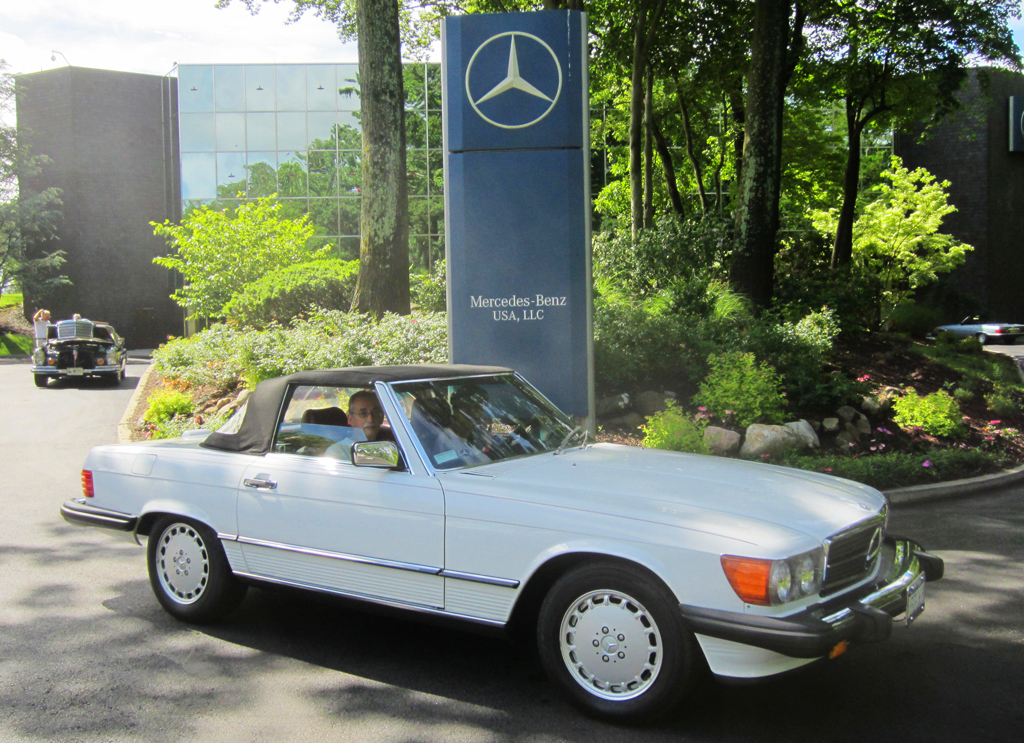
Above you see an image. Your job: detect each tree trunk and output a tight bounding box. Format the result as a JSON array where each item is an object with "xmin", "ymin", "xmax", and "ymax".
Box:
[
  {"xmin": 729, "ymin": 0, "xmax": 792, "ymax": 310},
  {"xmin": 629, "ymin": 0, "xmax": 668, "ymax": 238},
  {"xmin": 643, "ymin": 64, "xmax": 655, "ymax": 228},
  {"xmin": 651, "ymin": 115, "xmax": 685, "ymax": 217},
  {"xmin": 351, "ymin": 0, "xmax": 410, "ymax": 317},
  {"xmin": 676, "ymin": 87, "xmax": 708, "ymax": 214},
  {"xmin": 629, "ymin": 13, "xmax": 647, "ymax": 238},
  {"xmin": 830, "ymin": 102, "xmax": 863, "ymax": 271}
]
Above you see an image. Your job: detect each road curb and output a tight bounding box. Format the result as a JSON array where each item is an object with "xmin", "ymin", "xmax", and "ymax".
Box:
[
  {"xmin": 884, "ymin": 463, "xmax": 1024, "ymax": 506},
  {"xmin": 118, "ymin": 363, "xmax": 156, "ymax": 443}
]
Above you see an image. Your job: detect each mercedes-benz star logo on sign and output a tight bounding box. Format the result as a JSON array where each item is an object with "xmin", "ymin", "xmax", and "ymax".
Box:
[{"xmin": 465, "ymin": 32, "xmax": 562, "ymax": 129}]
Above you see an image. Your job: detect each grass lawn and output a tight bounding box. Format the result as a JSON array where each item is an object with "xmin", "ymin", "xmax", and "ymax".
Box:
[
  {"xmin": 0, "ymin": 333, "xmax": 32, "ymax": 355},
  {"xmin": 0, "ymin": 293, "xmax": 23, "ymax": 308}
]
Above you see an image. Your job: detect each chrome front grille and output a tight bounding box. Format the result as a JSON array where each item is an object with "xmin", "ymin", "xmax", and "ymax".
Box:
[{"xmin": 822, "ymin": 516, "xmax": 885, "ymax": 596}]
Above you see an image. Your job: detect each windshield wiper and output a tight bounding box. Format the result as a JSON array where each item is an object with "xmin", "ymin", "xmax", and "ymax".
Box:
[{"xmin": 554, "ymin": 426, "xmax": 588, "ymax": 455}]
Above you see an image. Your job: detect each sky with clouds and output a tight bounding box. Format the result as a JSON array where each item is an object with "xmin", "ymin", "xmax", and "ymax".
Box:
[
  {"xmin": 1, "ymin": 0, "xmax": 359, "ymax": 78},
  {"xmin": 2, "ymin": 1, "xmax": 1023, "ymax": 85}
]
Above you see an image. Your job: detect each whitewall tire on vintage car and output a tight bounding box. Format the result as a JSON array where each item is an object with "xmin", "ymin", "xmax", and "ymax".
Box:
[
  {"xmin": 537, "ymin": 562, "xmax": 697, "ymax": 722},
  {"xmin": 147, "ymin": 516, "xmax": 247, "ymax": 622}
]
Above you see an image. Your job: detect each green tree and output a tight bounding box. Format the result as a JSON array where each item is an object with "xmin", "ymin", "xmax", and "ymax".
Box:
[
  {"xmin": 803, "ymin": 0, "xmax": 1021, "ymax": 271},
  {"xmin": 222, "ymin": 0, "xmax": 411, "ymax": 316},
  {"xmin": 810, "ymin": 157, "xmax": 971, "ymax": 326},
  {"xmin": 152, "ymin": 195, "xmax": 329, "ymax": 319},
  {"xmin": 0, "ymin": 60, "xmax": 67, "ymax": 299}
]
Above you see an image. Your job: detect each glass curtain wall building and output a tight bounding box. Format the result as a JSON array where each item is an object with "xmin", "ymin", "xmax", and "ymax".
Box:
[{"xmin": 177, "ymin": 63, "xmax": 444, "ymax": 268}]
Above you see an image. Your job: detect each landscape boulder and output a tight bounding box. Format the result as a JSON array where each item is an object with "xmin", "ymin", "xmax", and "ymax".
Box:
[
  {"xmin": 740, "ymin": 424, "xmax": 805, "ymax": 459},
  {"xmin": 596, "ymin": 393, "xmax": 630, "ymax": 418},
  {"xmin": 704, "ymin": 426, "xmax": 741, "ymax": 455},
  {"xmin": 635, "ymin": 391, "xmax": 670, "ymax": 418},
  {"xmin": 785, "ymin": 420, "xmax": 820, "ymax": 449}
]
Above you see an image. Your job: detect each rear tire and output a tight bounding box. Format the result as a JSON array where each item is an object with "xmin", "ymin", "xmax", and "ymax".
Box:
[
  {"xmin": 147, "ymin": 516, "xmax": 247, "ymax": 623},
  {"xmin": 537, "ymin": 562, "xmax": 696, "ymax": 723},
  {"xmin": 976, "ymin": 333, "xmax": 988, "ymax": 345}
]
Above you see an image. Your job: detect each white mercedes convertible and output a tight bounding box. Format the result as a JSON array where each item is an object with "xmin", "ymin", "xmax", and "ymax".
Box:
[{"xmin": 62, "ymin": 365, "xmax": 943, "ymax": 722}]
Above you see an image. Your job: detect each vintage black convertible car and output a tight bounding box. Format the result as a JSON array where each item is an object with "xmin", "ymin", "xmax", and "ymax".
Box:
[{"xmin": 31, "ymin": 318, "xmax": 127, "ymax": 387}]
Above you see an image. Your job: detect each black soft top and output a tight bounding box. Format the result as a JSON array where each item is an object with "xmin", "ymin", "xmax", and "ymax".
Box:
[{"xmin": 200, "ymin": 364, "xmax": 512, "ymax": 454}]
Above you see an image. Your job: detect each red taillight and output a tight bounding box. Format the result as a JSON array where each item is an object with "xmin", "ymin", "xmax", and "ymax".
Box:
[{"xmin": 81, "ymin": 470, "xmax": 94, "ymax": 498}]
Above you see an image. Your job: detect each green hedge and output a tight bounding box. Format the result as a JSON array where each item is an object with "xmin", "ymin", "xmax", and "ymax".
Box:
[
  {"xmin": 223, "ymin": 259, "xmax": 360, "ymax": 328},
  {"xmin": 153, "ymin": 309, "xmax": 448, "ymax": 390}
]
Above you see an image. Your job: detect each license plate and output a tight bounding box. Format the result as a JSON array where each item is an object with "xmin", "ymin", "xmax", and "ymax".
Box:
[
  {"xmin": 67, "ymin": 367, "xmax": 85, "ymax": 376},
  {"xmin": 905, "ymin": 574, "xmax": 926, "ymax": 626}
]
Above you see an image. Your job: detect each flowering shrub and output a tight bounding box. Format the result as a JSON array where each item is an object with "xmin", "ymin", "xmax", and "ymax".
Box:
[
  {"xmin": 641, "ymin": 400, "xmax": 710, "ymax": 455},
  {"xmin": 891, "ymin": 388, "xmax": 966, "ymax": 437},
  {"xmin": 692, "ymin": 352, "xmax": 787, "ymax": 428}
]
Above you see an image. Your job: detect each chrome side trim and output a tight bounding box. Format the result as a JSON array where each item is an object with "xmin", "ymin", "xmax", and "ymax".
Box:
[
  {"xmin": 236, "ymin": 536, "xmax": 441, "ymax": 575},
  {"xmin": 439, "ymin": 570, "xmax": 520, "ymax": 589},
  {"xmin": 232, "ymin": 570, "xmax": 507, "ymax": 627},
  {"xmin": 235, "ymin": 536, "xmax": 519, "ymax": 588}
]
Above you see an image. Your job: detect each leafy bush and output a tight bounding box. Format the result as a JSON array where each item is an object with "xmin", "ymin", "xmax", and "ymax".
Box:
[
  {"xmin": 593, "ymin": 216, "xmax": 731, "ymax": 301},
  {"xmin": 810, "ymin": 157, "xmax": 972, "ymax": 327},
  {"xmin": 985, "ymin": 387, "xmax": 1021, "ymax": 417},
  {"xmin": 780, "ymin": 448, "xmax": 1004, "ymax": 489},
  {"xmin": 641, "ymin": 400, "xmax": 710, "ymax": 454},
  {"xmin": 223, "ymin": 259, "xmax": 359, "ymax": 328},
  {"xmin": 145, "ymin": 407, "xmax": 234, "ymax": 441},
  {"xmin": 411, "ymin": 259, "xmax": 447, "ymax": 312},
  {"xmin": 143, "ymin": 389, "xmax": 194, "ymax": 425},
  {"xmin": 887, "ymin": 301, "xmax": 941, "ymax": 337},
  {"xmin": 152, "ymin": 195, "xmax": 330, "ymax": 318},
  {"xmin": 692, "ymin": 352, "xmax": 787, "ymax": 427},
  {"xmin": 152, "ymin": 309, "xmax": 449, "ymax": 390},
  {"xmin": 892, "ymin": 388, "xmax": 966, "ymax": 437}
]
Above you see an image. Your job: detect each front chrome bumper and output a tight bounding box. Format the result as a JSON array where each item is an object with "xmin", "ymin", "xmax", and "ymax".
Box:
[{"xmin": 680, "ymin": 537, "xmax": 943, "ymax": 659}]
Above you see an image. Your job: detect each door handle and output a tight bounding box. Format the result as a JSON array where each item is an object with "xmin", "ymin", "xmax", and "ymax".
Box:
[{"xmin": 243, "ymin": 477, "xmax": 277, "ymax": 490}]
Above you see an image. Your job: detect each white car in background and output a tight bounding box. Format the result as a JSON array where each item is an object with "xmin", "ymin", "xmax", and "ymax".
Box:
[{"xmin": 62, "ymin": 365, "xmax": 943, "ymax": 722}]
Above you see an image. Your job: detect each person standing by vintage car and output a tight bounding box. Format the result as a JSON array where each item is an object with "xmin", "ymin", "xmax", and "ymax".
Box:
[
  {"xmin": 32, "ymin": 308, "xmax": 51, "ymax": 348},
  {"xmin": 31, "ymin": 316, "xmax": 127, "ymax": 387}
]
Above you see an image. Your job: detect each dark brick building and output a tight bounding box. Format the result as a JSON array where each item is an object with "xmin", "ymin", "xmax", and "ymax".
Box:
[
  {"xmin": 15, "ymin": 66, "xmax": 181, "ymax": 348},
  {"xmin": 895, "ymin": 68, "xmax": 1024, "ymax": 321}
]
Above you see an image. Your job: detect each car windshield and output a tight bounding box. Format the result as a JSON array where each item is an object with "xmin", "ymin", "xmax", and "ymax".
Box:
[{"xmin": 390, "ymin": 374, "xmax": 576, "ymax": 470}]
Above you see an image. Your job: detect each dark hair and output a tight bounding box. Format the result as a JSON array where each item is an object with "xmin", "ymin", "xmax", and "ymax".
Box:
[{"xmin": 347, "ymin": 389, "xmax": 378, "ymax": 413}]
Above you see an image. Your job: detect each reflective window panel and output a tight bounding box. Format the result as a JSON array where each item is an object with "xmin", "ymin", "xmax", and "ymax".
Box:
[
  {"xmin": 246, "ymin": 65, "xmax": 276, "ymax": 110},
  {"xmin": 277, "ymin": 65, "xmax": 306, "ymax": 111},
  {"xmin": 181, "ymin": 153, "xmax": 217, "ymax": 199},
  {"xmin": 178, "ymin": 66, "xmax": 213, "ymax": 112},
  {"xmin": 214, "ymin": 65, "xmax": 245, "ymax": 111},
  {"xmin": 307, "ymin": 65, "xmax": 337, "ymax": 111},
  {"xmin": 179, "ymin": 113, "xmax": 216, "ymax": 152}
]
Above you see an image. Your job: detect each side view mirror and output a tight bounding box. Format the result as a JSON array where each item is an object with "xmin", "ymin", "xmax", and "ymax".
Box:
[{"xmin": 352, "ymin": 440, "xmax": 402, "ymax": 469}]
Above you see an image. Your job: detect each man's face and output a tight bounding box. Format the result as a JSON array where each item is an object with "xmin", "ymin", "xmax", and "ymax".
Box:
[{"xmin": 348, "ymin": 394, "xmax": 384, "ymax": 439}]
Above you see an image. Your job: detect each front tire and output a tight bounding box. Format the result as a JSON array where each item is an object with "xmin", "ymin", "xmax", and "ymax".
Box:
[
  {"xmin": 33, "ymin": 374, "xmax": 48, "ymax": 388},
  {"xmin": 147, "ymin": 516, "xmax": 246, "ymax": 623},
  {"xmin": 537, "ymin": 562, "xmax": 696, "ymax": 723}
]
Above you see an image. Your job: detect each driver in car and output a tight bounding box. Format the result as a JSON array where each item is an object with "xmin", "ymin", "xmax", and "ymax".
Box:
[{"xmin": 324, "ymin": 390, "xmax": 391, "ymax": 460}]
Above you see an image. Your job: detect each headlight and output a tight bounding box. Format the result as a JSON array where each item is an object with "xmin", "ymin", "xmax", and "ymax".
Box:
[
  {"xmin": 722, "ymin": 548, "xmax": 824, "ymax": 606},
  {"xmin": 32, "ymin": 349, "xmax": 45, "ymax": 365}
]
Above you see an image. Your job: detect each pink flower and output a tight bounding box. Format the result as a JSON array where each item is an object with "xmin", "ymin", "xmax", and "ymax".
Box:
[
  {"xmin": 857, "ymin": 374, "xmax": 871, "ymax": 382},
  {"xmin": 725, "ymin": 410, "xmax": 733, "ymax": 415},
  {"xmin": 989, "ymin": 420, "xmax": 1001, "ymax": 426},
  {"xmin": 923, "ymin": 461, "xmax": 932, "ymax": 467},
  {"xmin": 824, "ymin": 467, "xmax": 832, "ymax": 472},
  {"xmin": 760, "ymin": 454, "xmax": 770, "ymax": 459},
  {"xmin": 698, "ymin": 406, "xmax": 707, "ymax": 412}
]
